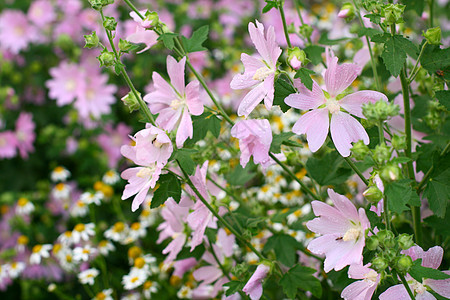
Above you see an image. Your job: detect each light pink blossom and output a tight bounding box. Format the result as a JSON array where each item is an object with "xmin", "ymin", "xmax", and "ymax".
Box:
[
  {"xmin": 126, "ymin": 26, "xmax": 158, "ymax": 54},
  {"xmin": 0, "ymin": 10, "xmax": 39, "ymax": 54},
  {"xmin": 15, "ymin": 112, "xmax": 36, "ymax": 159},
  {"xmin": 285, "ymin": 49, "xmax": 388, "ymax": 157},
  {"xmin": 242, "ymin": 263, "xmax": 271, "ymax": 300},
  {"xmin": 306, "ymin": 189, "xmax": 370, "ymax": 272},
  {"xmin": 341, "ymin": 264, "xmax": 380, "ymax": 300},
  {"xmin": 28, "ymin": 0, "xmax": 56, "ymax": 28},
  {"xmin": 230, "ymin": 20, "xmax": 281, "ymax": 117},
  {"xmin": 0, "ymin": 131, "xmax": 18, "ymax": 159},
  {"xmin": 46, "ymin": 61, "xmax": 86, "ymax": 106},
  {"xmin": 231, "ymin": 119, "xmax": 272, "ymax": 168},
  {"xmin": 144, "ymin": 56, "xmax": 203, "ymax": 148},
  {"xmin": 133, "ymin": 124, "xmax": 173, "ymax": 167}
]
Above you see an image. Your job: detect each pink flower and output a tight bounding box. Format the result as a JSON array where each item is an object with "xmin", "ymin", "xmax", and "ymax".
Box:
[
  {"xmin": 0, "ymin": 10, "xmax": 39, "ymax": 54},
  {"xmin": 97, "ymin": 123, "xmax": 132, "ymax": 168},
  {"xmin": 15, "ymin": 112, "xmax": 36, "ymax": 159},
  {"xmin": 144, "ymin": 56, "xmax": 203, "ymax": 148},
  {"xmin": 341, "ymin": 264, "xmax": 380, "ymax": 300},
  {"xmin": 242, "ymin": 263, "xmax": 271, "ymax": 300},
  {"xmin": 126, "ymin": 26, "xmax": 158, "ymax": 54},
  {"xmin": 230, "ymin": 20, "xmax": 281, "ymax": 117},
  {"xmin": 46, "ymin": 61, "xmax": 85, "ymax": 106},
  {"xmin": 133, "ymin": 124, "xmax": 173, "ymax": 167},
  {"xmin": 28, "ymin": 0, "xmax": 56, "ymax": 28},
  {"xmin": 380, "ymin": 246, "xmax": 450, "ymax": 300},
  {"xmin": 285, "ymin": 49, "xmax": 388, "ymax": 157},
  {"xmin": 0, "ymin": 131, "xmax": 18, "ymax": 159},
  {"xmin": 306, "ymin": 188, "xmax": 370, "ymax": 272},
  {"xmin": 231, "ymin": 119, "xmax": 272, "ymax": 168}
]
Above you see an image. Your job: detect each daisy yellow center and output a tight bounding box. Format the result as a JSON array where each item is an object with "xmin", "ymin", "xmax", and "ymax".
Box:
[
  {"xmin": 130, "ymin": 276, "xmax": 140, "ymax": 283},
  {"xmin": 74, "ymin": 224, "xmax": 85, "ymax": 232},
  {"xmin": 343, "ymin": 227, "xmax": 362, "ymax": 242},
  {"xmin": 144, "ymin": 280, "xmax": 153, "ymax": 289},
  {"xmin": 32, "ymin": 245, "xmax": 42, "ymax": 253},
  {"xmin": 96, "ymin": 292, "xmax": 106, "ymax": 300},
  {"xmin": 106, "ymin": 170, "xmax": 115, "ymax": 177},
  {"xmin": 55, "ymin": 183, "xmax": 66, "ymax": 191},
  {"xmin": 134, "ymin": 257, "xmax": 146, "ymax": 268},
  {"xmin": 113, "ymin": 222, "xmax": 125, "ymax": 232},
  {"xmin": 131, "ymin": 222, "xmax": 141, "ymax": 230},
  {"xmin": 252, "ymin": 67, "xmax": 273, "ymax": 81},
  {"xmin": 18, "ymin": 235, "xmax": 29, "ymax": 245},
  {"xmin": 18, "ymin": 198, "xmax": 29, "ymax": 207},
  {"xmin": 136, "ymin": 166, "xmax": 155, "ymax": 178},
  {"xmin": 326, "ymin": 98, "xmax": 341, "ymax": 114},
  {"xmin": 54, "ymin": 166, "xmax": 64, "ymax": 173}
]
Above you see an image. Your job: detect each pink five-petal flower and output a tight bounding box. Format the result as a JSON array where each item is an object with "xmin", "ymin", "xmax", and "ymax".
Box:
[
  {"xmin": 0, "ymin": 131, "xmax": 18, "ymax": 159},
  {"xmin": 380, "ymin": 246, "xmax": 450, "ymax": 300},
  {"xmin": 134, "ymin": 124, "xmax": 173, "ymax": 167},
  {"xmin": 285, "ymin": 48, "xmax": 387, "ymax": 157},
  {"xmin": 242, "ymin": 263, "xmax": 271, "ymax": 300},
  {"xmin": 231, "ymin": 119, "xmax": 272, "ymax": 168},
  {"xmin": 306, "ymin": 189, "xmax": 370, "ymax": 272},
  {"xmin": 126, "ymin": 25, "xmax": 158, "ymax": 54},
  {"xmin": 231, "ymin": 20, "xmax": 281, "ymax": 117},
  {"xmin": 341, "ymin": 263, "xmax": 380, "ymax": 300},
  {"xmin": 144, "ymin": 56, "xmax": 203, "ymax": 148}
]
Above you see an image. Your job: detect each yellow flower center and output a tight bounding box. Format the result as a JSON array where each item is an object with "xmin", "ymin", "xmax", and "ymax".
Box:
[
  {"xmin": 17, "ymin": 198, "xmax": 29, "ymax": 207},
  {"xmin": 74, "ymin": 224, "xmax": 85, "ymax": 232},
  {"xmin": 134, "ymin": 257, "xmax": 146, "ymax": 268},
  {"xmin": 32, "ymin": 245, "xmax": 42, "ymax": 253}
]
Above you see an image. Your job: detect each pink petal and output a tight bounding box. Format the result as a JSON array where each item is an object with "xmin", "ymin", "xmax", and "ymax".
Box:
[
  {"xmin": 306, "ymin": 216, "xmax": 349, "ymax": 235},
  {"xmin": 263, "ymin": 74, "xmax": 275, "ymax": 110},
  {"xmin": 324, "ymin": 55, "xmax": 358, "ymax": 97},
  {"xmin": 176, "ymin": 109, "xmax": 193, "ymax": 148},
  {"xmin": 193, "ymin": 266, "xmax": 222, "ymax": 285},
  {"xmin": 292, "ymin": 108, "xmax": 329, "ymax": 152},
  {"xmin": 341, "ymin": 280, "xmax": 375, "ymax": 300},
  {"xmin": 241, "ymin": 53, "xmax": 266, "ymax": 74},
  {"xmin": 328, "ymin": 188, "xmax": 360, "ymax": 221},
  {"xmin": 162, "ymin": 233, "xmax": 186, "ymax": 262},
  {"xmin": 185, "ymin": 80, "xmax": 203, "ymax": 115},
  {"xmin": 340, "ymin": 91, "xmax": 388, "ymax": 118},
  {"xmin": 156, "ymin": 107, "xmax": 182, "ymax": 132},
  {"xmin": 167, "ymin": 56, "xmax": 186, "ymax": 94},
  {"xmin": 425, "ymin": 271, "xmax": 450, "ymax": 298},
  {"xmin": 285, "ymin": 80, "xmax": 325, "ymax": 110},
  {"xmin": 330, "ymin": 112, "xmax": 369, "ymax": 157},
  {"xmin": 379, "ymin": 284, "xmax": 412, "ymax": 300},
  {"xmin": 237, "ymin": 83, "xmax": 266, "ymax": 117}
]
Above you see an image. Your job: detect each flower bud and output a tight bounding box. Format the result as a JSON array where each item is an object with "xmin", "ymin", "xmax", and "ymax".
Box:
[
  {"xmin": 391, "ymin": 134, "xmax": 406, "ymax": 151},
  {"xmin": 119, "ymin": 39, "xmax": 134, "ymax": 53},
  {"xmin": 338, "ymin": 3, "xmax": 355, "ymax": 20},
  {"xmin": 365, "ymin": 235, "xmax": 380, "ymax": 250},
  {"xmin": 362, "ymin": 0, "xmax": 381, "ymax": 12},
  {"xmin": 384, "ymin": 249, "xmax": 397, "ymax": 261},
  {"xmin": 380, "ymin": 164, "xmax": 401, "ymax": 182},
  {"xmin": 84, "ymin": 31, "xmax": 99, "ymax": 49},
  {"xmin": 88, "ymin": 0, "xmax": 114, "ymax": 10},
  {"xmin": 299, "ymin": 24, "xmax": 313, "ymax": 40},
  {"xmin": 384, "ymin": 237, "xmax": 395, "ymax": 248},
  {"xmin": 363, "ymin": 186, "xmax": 383, "ymax": 203},
  {"xmin": 423, "ymin": 27, "xmax": 441, "ymax": 45},
  {"xmin": 351, "ymin": 140, "xmax": 370, "ymax": 161},
  {"xmin": 372, "ymin": 144, "xmax": 391, "ymax": 164},
  {"xmin": 121, "ymin": 91, "xmax": 141, "ymax": 112},
  {"xmin": 98, "ymin": 50, "xmax": 115, "ymax": 67},
  {"xmin": 142, "ymin": 11, "xmax": 159, "ymax": 28},
  {"xmin": 377, "ymin": 229, "xmax": 394, "ymax": 241},
  {"xmin": 397, "ymin": 233, "xmax": 414, "ymax": 250},
  {"xmin": 395, "ymin": 255, "xmax": 413, "ymax": 273},
  {"xmin": 231, "ymin": 263, "xmax": 249, "ymax": 278},
  {"xmin": 103, "ymin": 16, "xmax": 117, "ymax": 31},
  {"xmin": 372, "ymin": 256, "xmax": 389, "ymax": 272},
  {"xmin": 382, "ymin": 4, "xmax": 405, "ymax": 25},
  {"xmin": 287, "ymin": 47, "xmax": 307, "ymax": 70}
]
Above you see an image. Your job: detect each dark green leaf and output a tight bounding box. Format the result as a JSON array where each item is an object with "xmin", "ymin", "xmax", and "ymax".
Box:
[
  {"xmin": 176, "ymin": 245, "xmax": 205, "ymax": 260},
  {"xmin": 157, "ymin": 33, "xmax": 178, "ymax": 50},
  {"xmin": 391, "ymin": 157, "xmax": 412, "ymax": 164},
  {"xmin": 280, "ymin": 264, "xmax": 322, "ymax": 298},
  {"xmin": 151, "ymin": 173, "xmax": 181, "ymax": 208},
  {"xmin": 305, "ymin": 152, "xmax": 352, "ymax": 186},
  {"xmin": 371, "ymin": 33, "xmax": 390, "ymax": 43},
  {"xmin": 223, "ymin": 281, "xmax": 244, "ymax": 296},
  {"xmin": 246, "ymin": 217, "xmax": 268, "ymax": 228},
  {"xmin": 364, "ymin": 13, "xmax": 382, "ymax": 24},
  {"xmin": 294, "ymin": 68, "xmax": 315, "ymax": 91},
  {"xmin": 357, "ymin": 28, "xmax": 383, "ymax": 38},
  {"xmin": 425, "ymin": 206, "xmax": 450, "ymax": 236},
  {"xmin": 409, "ymin": 259, "xmax": 450, "ymax": 282},
  {"xmin": 304, "ymin": 45, "xmax": 325, "ymax": 65},
  {"xmin": 262, "ymin": 1, "xmax": 277, "ymax": 13},
  {"xmin": 381, "ymin": 35, "xmax": 418, "ymax": 77},
  {"xmin": 175, "ymin": 148, "xmax": 197, "ymax": 175},
  {"xmin": 181, "ymin": 25, "xmax": 209, "ymax": 53},
  {"xmin": 384, "ymin": 179, "xmax": 421, "ymax": 214},
  {"xmin": 225, "ymin": 164, "xmax": 256, "ymax": 186},
  {"xmin": 420, "ymin": 44, "xmax": 450, "ymax": 76},
  {"xmin": 401, "ymin": 0, "xmax": 425, "ymax": 15},
  {"xmin": 424, "ymin": 169, "xmax": 450, "ymax": 218},
  {"xmin": 191, "ymin": 112, "xmax": 221, "ymax": 143},
  {"xmin": 435, "ymin": 90, "xmax": 450, "ymax": 110},
  {"xmin": 270, "ymin": 132, "xmax": 295, "ymax": 153},
  {"xmin": 264, "ymin": 234, "xmax": 300, "ymax": 267},
  {"xmin": 273, "ymin": 76, "xmax": 296, "ymax": 113},
  {"xmin": 318, "ymin": 32, "xmax": 349, "ymax": 45}
]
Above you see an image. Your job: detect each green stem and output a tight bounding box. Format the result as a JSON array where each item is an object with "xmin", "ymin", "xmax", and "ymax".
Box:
[
  {"xmin": 269, "ymin": 153, "xmax": 320, "ymax": 201},
  {"xmin": 179, "ymin": 163, "xmax": 266, "ymax": 261},
  {"xmin": 429, "ymin": 0, "xmax": 435, "ymax": 28},
  {"xmin": 293, "ymin": 0, "xmax": 312, "ymax": 44},
  {"xmin": 379, "ymin": 121, "xmax": 385, "ymax": 145},
  {"xmin": 278, "ymin": 0, "xmax": 292, "ymax": 48},
  {"xmin": 408, "ymin": 41, "xmax": 428, "ymax": 83},
  {"xmin": 123, "ymin": 0, "xmax": 144, "ymax": 19},
  {"xmin": 344, "ymin": 157, "xmax": 369, "ymax": 185},
  {"xmin": 398, "ymin": 273, "xmax": 416, "ymax": 300},
  {"xmin": 353, "ymin": 0, "xmax": 382, "ymax": 91},
  {"xmin": 383, "ymin": 194, "xmax": 391, "ymax": 230}
]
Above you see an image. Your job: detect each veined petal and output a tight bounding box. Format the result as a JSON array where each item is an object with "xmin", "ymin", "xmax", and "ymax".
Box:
[
  {"xmin": 230, "ymin": 72, "xmax": 259, "ymax": 90},
  {"xmin": 324, "ymin": 54, "xmax": 359, "ymax": 97},
  {"xmin": 241, "ymin": 53, "xmax": 266, "ymax": 73},
  {"xmin": 379, "ymin": 284, "xmax": 411, "ymax": 300},
  {"xmin": 167, "ymin": 56, "xmax": 186, "ymax": 94},
  {"xmin": 306, "ymin": 216, "xmax": 350, "ymax": 235},
  {"xmin": 185, "ymin": 81, "xmax": 203, "ymax": 115},
  {"xmin": 341, "ymin": 280, "xmax": 375, "ymax": 300},
  {"xmin": 265, "ymin": 25, "xmax": 282, "ymax": 66},
  {"xmin": 330, "ymin": 112, "xmax": 369, "ymax": 157},
  {"xmin": 249, "ymin": 21, "xmax": 270, "ymax": 65},
  {"xmin": 292, "ymin": 108, "xmax": 329, "ymax": 152},
  {"xmin": 237, "ymin": 83, "xmax": 266, "ymax": 117},
  {"xmin": 328, "ymin": 188, "xmax": 360, "ymax": 222},
  {"xmin": 263, "ymin": 74, "xmax": 275, "ymax": 110},
  {"xmin": 176, "ymin": 109, "xmax": 193, "ymax": 148},
  {"xmin": 285, "ymin": 80, "xmax": 325, "ymax": 110},
  {"xmin": 340, "ymin": 91, "xmax": 388, "ymax": 118},
  {"xmin": 156, "ymin": 107, "xmax": 182, "ymax": 132},
  {"xmin": 425, "ymin": 271, "xmax": 450, "ymax": 298}
]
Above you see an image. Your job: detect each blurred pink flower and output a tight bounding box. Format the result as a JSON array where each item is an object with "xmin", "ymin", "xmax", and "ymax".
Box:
[
  {"xmin": 231, "ymin": 20, "xmax": 281, "ymax": 117},
  {"xmin": 231, "ymin": 119, "xmax": 272, "ymax": 168},
  {"xmin": 341, "ymin": 263, "xmax": 380, "ymax": 300},
  {"xmin": 0, "ymin": 131, "xmax": 18, "ymax": 159},
  {"xmin": 242, "ymin": 263, "xmax": 271, "ymax": 300},
  {"xmin": 0, "ymin": 10, "xmax": 39, "ymax": 54},
  {"xmin": 97, "ymin": 123, "xmax": 132, "ymax": 168},
  {"xmin": 15, "ymin": 112, "xmax": 36, "ymax": 159},
  {"xmin": 46, "ymin": 61, "xmax": 86, "ymax": 106},
  {"xmin": 306, "ymin": 189, "xmax": 370, "ymax": 272},
  {"xmin": 285, "ymin": 49, "xmax": 387, "ymax": 157},
  {"xmin": 28, "ymin": 0, "xmax": 56, "ymax": 28},
  {"xmin": 144, "ymin": 55, "xmax": 203, "ymax": 148}
]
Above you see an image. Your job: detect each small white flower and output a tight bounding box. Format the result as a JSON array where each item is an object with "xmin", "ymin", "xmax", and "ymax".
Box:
[
  {"xmin": 70, "ymin": 200, "xmax": 89, "ymax": 217},
  {"xmin": 143, "ymin": 280, "xmax": 159, "ymax": 299},
  {"xmin": 8, "ymin": 262, "xmax": 25, "ymax": 278},
  {"xmin": 78, "ymin": 268, "xmax": 99, "ymax": 286},
  {"xmin": 104, "ymin": 222, "xmax": 129, "ymax": 243},
  {"xmin": 16, "ymin": 197, "xmax": 35, "ymax": 216},
  {"xmin": 73, "ymin": 245, "xmax": 97, "ymax": 262},
  {"xmin": 51, "ymin": 166, "xmax": 71, "ymax": 182},
  {"xmin": 102, "ymin": 170, "xmax": 119, "ymax": 185},
  {"xmin": 98, "ymin": 240, "xmax": 115, "ymax": 256},
  {"xmin": 80, "ymin": 192, "xmax": 103, "ymax": 206},
  {"xmin": 30, "ymin": 244, "xmax": 52, "ymax": 264},
  {"xmin": 58, "ymin": 231, "xmax": 74, "ymax": 246},
  {"xmin": 52, "ymin": 183, "xmax": 71, "ymax": 199},
  {"xmin": 129, "ymin": 222, "xmax": 146, "ymax": 241},
  {"xmin": 177, "ymin": 285, "xmax": 193, "ymax": 299},
  {"xmin": 121, "ymin": 293, "xmax": 140, "ymax": 300},
  {"xmin": 93, "ymin": 288, "xmax": 113, "ymax": 300},
  {"xmin": 72, "ymin": 223, "xmax": 95, "ymax": 244},
  {"xmin": 122, "ymin": 268, "xmax": 148, "ymax": 290}
]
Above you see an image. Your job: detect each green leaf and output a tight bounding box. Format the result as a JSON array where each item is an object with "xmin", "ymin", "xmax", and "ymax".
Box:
[
  {"xmin": 304, "ymin": 45, "xmax": 325, "ymax": 65},
  {"xmin": 384, "ymin": 179, "xmax": 421, "ymax": 214},
  {"xmin": 176, "ymin": 244, "xmax": 205, "ymax": 260},
  {"xmin": 391, "ymin": 157, "xmax": 412, "ymax": 164},
  {"xmin": 174, "ymin": 148, "xmax": 197, "ymax": 175},
  {"xmin": 420, "ymin": 44, "xmax": 450, "ymax": 77},
  {"xmin": 357, "ymin": 27, "xmax": 383, "ymax": 38},
  {"xmin": 435, "ymin": 90, "xmax": 450, "ymax": 110},
  {"xmin": 381, "ymin": 35, "xmax": 418, "ymax": 77},
  {"xmin": 409, "ymin": 259, "xmax": 450, "ymax": 282},
  {"xmin": 425, "ymin": 206, "xmax": 450, "ymax": 236},
  {"xmin": 181, "ymin": 25, "xmax": 209, "ymax": 53},
  {"xmin": 273, "ymin": 76, "xmax": 296, "ymax": 113},
  {"xmin": 223, "ymin": 281, "xmax": 244, "ymax": 296},
  {"xmin": 280, "ymin": 264, "xmax": 322, "ymax": 299},
  {"xmin": 305, "ymin": 152, "xmax": 352, "ymax": 186},
  {"xmin": 318, "ymin": 32, "xmax": 349, "ymax": 45},
  {"xmin": 246, "ymin": 217, "xmax": 268, "ymax": 228},
  {"xmin": 263, "ymin": 234, "xmax": 300, "ymax": 267},
  {"xmin": 294, "ymin": 68, "xmax": 315, "ymax": 91},
  {"xmin": 262, "ymin": 1, "xmax": 277, "ymax": 13},
  {"xmin": 151, "ymin": 173, "xmax": 181, "ymax": 208},
  {"xmin": 225, "ymin": 164, "xmax": 256, "ymax": 186},
  {"xmin": 424, "ymin": 169, "xmax": 450, "ymax": 218},
  {"xmin": 157, "ymin": 33, "xmax": 178, "ymax": 50},
  {"xmin": 364, "ymin": 13, "xmax": 382, "ymax": 24},
  {"xmin": 191, "ymin": 112, "xmax": 221, "ymax": 143},
  {"xmin": 371, "ymin": 33, "xmax": 390, "ymax": 43},
  {"xmin": 270, "ymin": 132, "xmax": 296, "ymax": 153}
]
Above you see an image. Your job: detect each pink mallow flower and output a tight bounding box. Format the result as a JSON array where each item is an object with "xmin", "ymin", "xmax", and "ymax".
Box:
[
  {"xmin": 285, "ymin": 48, "xmax": 388, "ymax": 157},
  {"xmin": 242, "ymin": 263, "xmax": 271, "ymax": 300},
  {"xmin": 97, "ymin": 123, "xmax": 132, "ymax": 168},
  {"xmin": 133, "ymin": 124, "xmax": 173, "ymax": 168},
  {"xmin": 15, "ymin": 112, "xmax": 36, "ymax": 158},
  {"xmin": 380, "ymin": 246, "xmax": 450, "ymax": 300},
  {"xmin": 306, "ymin": 188, "xmax": 370, "ymax": 272},
  {"xmin": 341, "ymin": 263, "xmax": 380, "ymax": 300},
  {"xmin": 0, "ymin": 131, "xmax": 18, "ymax": 159},
  {"xmin": 230, "ymin": 20, "xmax": 281, "ymax": 117},
  {"xmin": 231, "ymin": 119, "xmax": 272, "ymax": 168},
  {"xmin": 0, "ymin": 10, "xmax": 39, "ymax": 54},
  {"xmin": 144, "ymin": 56, "xmax": 203, "ymax": 148}
]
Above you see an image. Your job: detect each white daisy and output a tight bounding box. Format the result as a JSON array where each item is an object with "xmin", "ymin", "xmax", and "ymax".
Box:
[
  {"xmin": 72, "ymin": 223, "xmax": 95, "ymax": 244},
  {"xmin": 102, "ymin": 170, "xmax": 119, "ymax": 185},
  {"xmin": 15, "ymin": 197, "xmax": 35, "ymax": 216},
  {"xmin": 70, "ymin": 200, "xmax": 88, "ymax": 217},
  {"xmin": 73, "ymin": 245, "xmax": 97, "ymax": 262},
  {"xmin": 52, "ymin": 183, "xmax": 71, "ymax": 199},
  {"xmin": 122, "ymin": 268, "xmax": 148, "ymax": 290},
  {"xmin": 78, "ymin": 268, "xmax": 99, "ymax": 286},
  {"xmin": 93, "ymin": 288, "xmax": 113, "ymax": 300},
  {"xmin": 98, "ymin": 240, "xmax": 115, "ymax": 256},
  {"xmin": 30, "ymin": 244, "xmax": 52, "ymax": 264},
  {"xmin": 177, "ymin": 285, "xmax": 193, "ymax": 299},
  {"xmin": 51, "ymin": 166, "xmax": 71, "ymax": 182},
  {"xmin": 8, "ymin": 262, "xmax": 25, "ymax": 278},
  {"xmin": 80, "ymin": 192, "xmax": 103, "ymax": 206}
]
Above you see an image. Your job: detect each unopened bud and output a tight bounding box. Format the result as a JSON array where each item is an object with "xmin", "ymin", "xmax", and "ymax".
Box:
[
  {"xmin": 380, "ymin": 164, "xmax": 401, "ymax": 182},
  {"xmin": 98, "ymin": 50, "xmax": 115, "ymax": 67},
  {"xmin": 299, "ymin": 24, "xmax": 313, "ymax": 40},
  {"xmin": 84, "ymin": 31, "xmax": 99, "ymax": 48},
  {"xmin": 372, "ymin": 144, "xmax": 391, "ymax": 164},
  {"xmin": 88, "ymin": 0, "xmax": 114, "ymax": 10},
  {"xmin": 363, "ymin": 186, "xmax": 383, "ymax": 203},
  {"xmin": 338, "ymin": 3, "xmax": 355, "ymax": 20},
  {"xmin": 372, "ymin": 256, "xmax": 388, "ymax": 272},
  {"xmin": 103, "ymin": 16, "xmax": 117, "ymax": 31},
  {"xmin": 397, "ymin": 233, "xmax": 414, "ymax": 250},
  {"xmin": 287, "ymin": 47, "xmax": 307, "ymax": 70},
  {"xmin": 119, "ymin": 39, "xmax": 134, "ymax": 53},
  {"xmin": 351, "ymin": 140, "xmax": 370, "ymax": 161},
  {"xmin": 142, "ymin": 11, "xmax": 159, "ymax": 28},
  {"xmin": 382, "ymin": 4, "xmax": 405, "ymax": 25},
  {"xmin": 423, "ymin": 27, "xmax": 441, "ymax": 45},
  {"xmin": 384, "ymin": 237, "xmax": 395, "ymax": 248},
  {"xmin": 121, "ymin": 91, "xmax": 141, "ymax": 112},
  {"xmin": 377, "ymin": 229, "xmax": 394, "ymax": 241},
  {"xmin": 391, "ymin": 134, "xmax": 406, "ymax": 150},
  {"xmin": 396, "ymin": 255, "xmax": 413, "ymax": 273},
  {"xmin": 365, "ymin": 235, "xmax": 380, "ymax": 250}
]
